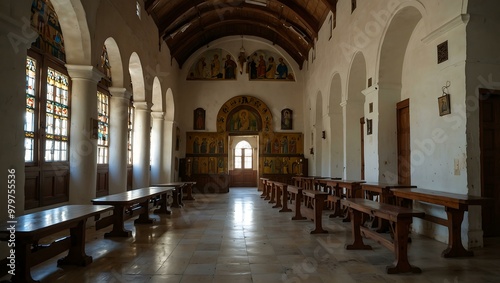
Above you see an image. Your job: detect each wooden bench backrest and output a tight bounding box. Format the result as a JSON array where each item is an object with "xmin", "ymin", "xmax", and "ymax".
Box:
[{"xmin": 342, "ymin": 198, "xmax": 425, "ymax": 222}]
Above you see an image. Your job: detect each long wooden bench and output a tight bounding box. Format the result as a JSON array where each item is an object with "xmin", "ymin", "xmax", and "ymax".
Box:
[
  {"xmin": 287, "ymin": 185, "xmax": 307, "ymax": 221},
  {"xmin": 91, "ymin": 186, "xmax": 174, "ymax": 237},
  {"xmin": 342, "ymin": 198, "xmax": 425, "ymax": 274},
  {"xmin": 391, "ymin": 187, "xmax": 492, "ymax": 258},
  {"xmin": 0, "ymin": 205, "xmax": 113, "ymax": 283},
  {"xmin": 301, "ymin": 190, "xmax": 329, "ymax": 234},
  {"xmin": 151, "ymin": 182, "xmax": 187, "ymax": 207}
]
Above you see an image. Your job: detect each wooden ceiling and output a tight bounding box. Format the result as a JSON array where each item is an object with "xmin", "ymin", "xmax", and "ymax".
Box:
[{"xmin": 144, "ymin": 0, "xmax": 337, "ymax": 69}]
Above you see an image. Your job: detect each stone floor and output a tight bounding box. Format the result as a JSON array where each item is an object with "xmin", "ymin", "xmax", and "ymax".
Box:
[{"xmin": 3, "ymin": 188, "xmax": 500, "ymax": 283}]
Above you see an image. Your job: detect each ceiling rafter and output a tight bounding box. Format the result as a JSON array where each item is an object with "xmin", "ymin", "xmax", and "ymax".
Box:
[
  {"xmin": 170, "ymin": 20, "xmax": 306, "ymax": 69},
  {"xmin": 321, "ymin": 0, "xmax": 338, "ymax": 13}
]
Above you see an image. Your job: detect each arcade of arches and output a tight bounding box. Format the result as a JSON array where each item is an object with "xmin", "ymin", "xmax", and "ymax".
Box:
[{"xmin": 1, "ymin": 0, "xmax": 500, "ymax": 264}]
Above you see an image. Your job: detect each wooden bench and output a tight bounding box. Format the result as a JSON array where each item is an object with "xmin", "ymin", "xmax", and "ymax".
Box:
[
  {"xmin": 182, "ymin": 181, "xmax": 196, "ymax": 200},
  {"xmin": 287, "ymin": 185, "xmax": 307, "ymax": 221},
  {"xmin": 92, "ymin": 186, "xmax": 174, "ymax": 237},
  {"xmin": 0, "ymin": 205, "xmax": 113, "ymax": 283},
  {"xmin": 391, "ymin": 188, "xmax": 492, "ymax": 258},
  {"xmin": 342, "ymin": 198, "xmax": 425, "ymax": 274},
  {"xmin": 151, "ymin": 182, "xmax": 186, "ymax": 207},
  {"xmin": 318, "ymin": 179, "xmax": 364, "ymax": 220},
  {"xmin": 301, "ymin": 190, "xmax": 329, "ymax": 234},
  {"xmin": 274, "ymin": 181, "xmax": 292, "ymax": 212}
]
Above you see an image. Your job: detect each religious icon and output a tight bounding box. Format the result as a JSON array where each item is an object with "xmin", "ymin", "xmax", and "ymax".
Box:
[
  {"xmin": 281, "ymin": 108, "xmax": 293, "ymax": 130},
  {"xmin": 194, "ymin": 108, "xmax": 205, "ymax": 130}
]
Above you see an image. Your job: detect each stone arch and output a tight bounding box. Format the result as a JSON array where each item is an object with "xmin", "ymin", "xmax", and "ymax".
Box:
[
  {"xmin": 329, "ymin": 73, "xmax": 343, "ymax": 178},
  {"xmin": 103, "ymin": 37, "xmax": 124, "ymax": 88},
  {"xmin": 151, "ymin": 77, "xmax": 163, "ymax": 112},
  {"xmin": 344, "ymin": 51, "xmax": 367, "ymax": 179},
  {"xmin": 165, "ymin": 88, "xmax": 175, "ymax": 122},
  {"xmin": 50, "ymin": 0, "xmax": 91, "ymax": 64},
  {"xmin": 129, "ymin": 52, "xmax": 146, "ymax": 101},
  {"xmin": 216, "ymin": 95, "xmax": 272, "ymax": 133}
]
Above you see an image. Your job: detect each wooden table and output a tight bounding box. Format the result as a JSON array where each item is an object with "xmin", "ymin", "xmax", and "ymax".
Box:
[
  {"xmin": 260, "ymin": 177, "xmax": 269, "ymax": 198},
  {"xmin": 316, "ymin": 179, "xmax": 365, "ymax": 219},
  {"xmin": 92, "ymin": 186, "xmax": 173, "ymax": 237},
  {"xmin": 0, "ymin": 205, "xmax": 113, "ymax": 283},
  {"xmin": 391, "ymin": 188, "xmax": 492, "ymax": 258},
  {"xmin": 151, "ymin": 182, "xmax": 186, "ymax": 207}
]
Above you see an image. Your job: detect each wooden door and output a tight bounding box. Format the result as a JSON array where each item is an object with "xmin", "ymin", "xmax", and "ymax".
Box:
[
  {"xmin": 480, "ymin": 89, "xmax": 500, "ymax": 236},
  {"xmin": 397, "ymin": 99, "xmax": 411, "ymax": 185}
]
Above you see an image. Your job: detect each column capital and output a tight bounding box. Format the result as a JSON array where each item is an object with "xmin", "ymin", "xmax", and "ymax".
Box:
[
  {"xmin": 108, "ymin": 87, "xmax": 132, "ymax": 100},
  {"xmin": 65, "ymin": 64, "xmax": 103, "ymax": 83},
  {"xmin": 134, "ymin": 101, "xmax": 153, "ymax": 111},
  {"xmin": 151, "ymin": 111, "xmax": 165, "ymax": 120}
]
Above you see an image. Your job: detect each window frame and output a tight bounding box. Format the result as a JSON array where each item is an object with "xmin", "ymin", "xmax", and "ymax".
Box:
[
  {"xmin": 234, "ymin": 141, "xmax": 253, "ymax": 170},
  {"xmin": 97, "ymin": 87, "xmax": 111, "ymax": 165}
]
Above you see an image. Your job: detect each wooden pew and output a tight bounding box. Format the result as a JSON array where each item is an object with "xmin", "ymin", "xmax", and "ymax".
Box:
[
  {"xmin": 301, "ymin": 190, "xmax": 329, "ymax": 234},
  {"xmin": 316, "ymin": 179, "xmax": 365, "ymax": 220},
  {"xmin": 391, "ymin": 188, "xmax": 492, "ymax": 258},
  {"xmin": 92, "ymin": 186, "xmax": 174, "ymax": 237},
  {"xmin": 274, "ymin": 181, "xmax": 292, "ymax": 212},
  {"xmin": 342, "ymin": 198, "xmax": 425, "ymax": 274},
  {"xmin": 151, "ymin": 182, "xmax": 186, "ymax": 207},
  {"xmin": 182, "ymin": 181, "xmax": 196, "ymax": 200},
  {"xmin": 361, "ymin": 183, "xmax": 416, "ymax": 232},
  {"xmin": 0, "ymin": 205, "xmax": 113, "ymax": 283},
  {"xmin": 287, "ymin": 185, "xmax": 307, "ymax": 221}
]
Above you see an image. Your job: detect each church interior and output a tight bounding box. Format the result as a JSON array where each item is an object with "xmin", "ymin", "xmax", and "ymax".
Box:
[{"xmin": 1, "ymin": 0, "xmax": 500, "ymax": 282}]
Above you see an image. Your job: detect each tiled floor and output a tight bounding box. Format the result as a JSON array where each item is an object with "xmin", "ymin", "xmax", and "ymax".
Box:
[{"xmin": 3, "ymin": 188, "xmax": 500, "ymax": 282}]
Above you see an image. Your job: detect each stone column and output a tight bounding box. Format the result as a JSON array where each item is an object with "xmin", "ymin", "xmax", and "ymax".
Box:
[
  {"xmin": 108, "ymin": 88, "xmax": 131, "ymax": 194},
  {"xmin": 162, "ymin": 121, "xmax": 176, "ymax": 182},
  {"xmin": 150, "ymin": 111, "xmax": 164, "ymax": 184},
  {"xmin": 133, "ymin": 101, "xmax": 152, "ymax": 188},
  {"xmin": 66, "ymin": 65, "xmax": 103, "ymax": 204},
  {"xmin": 0, "ymin": 0, "xmax": 36, "ymax": 221}
]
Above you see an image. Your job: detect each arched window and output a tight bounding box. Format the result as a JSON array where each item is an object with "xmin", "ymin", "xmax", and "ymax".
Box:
[{"xmin": 234, "ymin": 141, "xmax": 252, "ymax": 169}]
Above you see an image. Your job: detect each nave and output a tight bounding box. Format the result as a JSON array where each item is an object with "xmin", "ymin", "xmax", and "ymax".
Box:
[{"xmin": 4, "ymin": 188, "xmax": 499, "ymax": 283}]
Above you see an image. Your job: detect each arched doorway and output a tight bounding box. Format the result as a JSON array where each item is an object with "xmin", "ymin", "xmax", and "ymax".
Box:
[{"xmin": 229, "ymin": 137, "xmax": 258, "ymax": 187}]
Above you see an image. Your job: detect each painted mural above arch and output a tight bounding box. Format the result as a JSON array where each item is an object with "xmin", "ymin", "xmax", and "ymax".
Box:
[
  {"xmin": 247, "ymin": 50, "xmax": 294, "ymax": 81},
  {"xmin": 216, "ymin": 95, "xmax": 272, "ymax": 133},
  {"xmin": 187, "ymin": 48, "xmax": 237, "ymax": 80}
]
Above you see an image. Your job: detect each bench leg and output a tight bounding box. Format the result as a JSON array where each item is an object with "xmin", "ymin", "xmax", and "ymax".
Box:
[
  {"xmin": 105, "ymin": 206, "xmax": 132, "ymax": 237},
  {"xmin": 386, "ymin": 219, "xmax": 421, "ymax": 274},
  {"xmin": 268, "ymin": 185, "xmax": 276, "ymax": 204},
  {"xmin": 310, "ymin": 195, "xmax": 328, "ymax": 234},
  {"xmin": 272, "ymin": 187, "xmax": 282, "ymax": 208},
  {"xmin": 183, "ymin": 183, "xmax": 195, "ymax": 200},
  {"xmin": 279, "ymin": 188, "xmax": 292, "ymax": 212},
  {"xmin": 442, "ymin": 207, "xmax": 474, "ymax": 258},
  {"xmin": 135, "ymin": 200, "xmax": 155, "ymax": 224},
  {"xmin": 291, "ymin": 193, "xmax": 306, "ymax": 220},
  {"xmin": 58, "ymin": 220, "xmax": 93, "ymax": 266},
  {"xmin": 171, "ymin": 189, "xmax": 183, "ymax": 208},
  {"xmin": 346, "ymin": 208, "xmax": 371, "ymax": 250},
  {"xmin": 154, "ymin": 192, "xmax": 172, "ymax": 215},
  {"xmin": 11, "ymin": 240, "xmax": 40, "ymax": 283}
]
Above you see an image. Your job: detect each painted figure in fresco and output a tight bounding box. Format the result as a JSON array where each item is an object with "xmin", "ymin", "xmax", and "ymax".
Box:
[
  {"xmin": 265, "ymin": 136, "xmax": 271, "ymax": 154},
  {"xmin": 211, "ymin": 54, "xmax": 221, "ymax": 78},
  {"xmin": 239, "ymin": 110, "xmax": 250, "ymax": 131},
  {"xmin": 193, "ymin": 137, "xmax": 200, "ymax": 153},
  {"xmin": 257, "ymin": 55, "xmax": 267, "ymax": 78},
  {"xmin": 265, "ymin": 56, "xmax": 276, "ymax": 79},
  {"xmin": 248, "ymin": 54, "xmax": 258, "ymax": 79},
  {"xmin": 282, "ymin": 158, "xmax": 289, "ymax": 174},
  {"xmin": 209, "ymin": 139, "xmax": 216, "ymax": 153},
  {"xmin": 218, "ymin": 139, "xmax": 224, "ymax": 153},
  {"xmin": 277, "ymin": 57, "xmax": 288, "ymax": 79},
  {"xmin": 273, "ymin": 138, "xmax": 280, "ymax": 153},
  {"xmin": 195, "ymin": 57, "xmax": 207, "ymax": 78},
  {"xmin": 218, "ymin": 157, "xmax": 224, "ymax": 173},
  {"xmin": 195, "ymin": 108, "xmax": 204, "ymax": 130},
  {"xmin": 200, "ymin": 138, "xmax": 208, "ymax": 153},
  {"xmin": 281, "ymin": 136, "xmax": 288, "ymax": 154},
  {"xmin": 224, "ymin": 54, "xmax": 237, "ymax": 79},
  {"xmin": 281, "ymin": 109, "xmax": 292, "ymax": 130},
  {"xmin": 289, "ymin": 137, "xmax": 296, "ymax": 154}
]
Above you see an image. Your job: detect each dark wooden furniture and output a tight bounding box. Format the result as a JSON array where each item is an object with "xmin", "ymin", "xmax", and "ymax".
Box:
[
  {"xmin": 342, "ymin": 198, "xmax": 424, "ymax": 274},
  {"xmin": 182, "ymin": 181, "xmax": 196, "ymax": 200},
  {"xmin": 182, "ymin": 173, "xmax": 230, "ymax": 193},
  {"xmin": 361, "ymin": 183, "xmax": 416, "ymax": 231},
  {"xmin": 287, "ymin": 185, "xmax": 306, "ymax": 221},
  {"xmin": 259, "ymin": 177, "xmax": 269, "ymax": 197},
  {"xmin": 0, "ymin": 205, "xmax": 113, "ymax": 283},
  {"xmin": 301, "ymin": 190, "xmax": 329, "ymax": 234},
  {"xmin": 91, "ymin": 186, "xmax": 173, "ymax": 237},
  {"xmin": 275, "ymin": 182, "xmax": 292, "ymax": 213},
  {"xmin": 391, "ymin": 188, "xmax": 492, "ymax": 258},
  {"xmin": 151, "ymin": 182, "xmax": 186, "ymax": 207},
  {"xmin": 316, "ymin": 179, "xmax": 365, "ymax": 219}
]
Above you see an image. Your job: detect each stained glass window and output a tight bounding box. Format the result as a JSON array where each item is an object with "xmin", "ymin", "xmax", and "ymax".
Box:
[
  {"xmin": 97, "ymin": 91, "xmax": 110, "ymax": 164},
  {"xmin": 235, "ymin": 141, "xmax": 252, "ymax": 169},
  {"xmin": 127, "ymin": 102, "xmax": 134, "ymax": 165},
  {"xmin": 45, "ymin": 67, "xmax": 69, "ymax": 162},
  {"xmin": 25, "ymin": 57, "xmax": 37, "ymax": 162}
]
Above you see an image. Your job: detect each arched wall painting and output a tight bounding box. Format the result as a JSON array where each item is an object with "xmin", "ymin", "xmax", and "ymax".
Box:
[
  {"xmin": 186, "ymin": 96, "xmax": 303, "ymax": 175},
  {"xmin": 247, "ymin": 49, "xmax": 294, "ymax": 81},
  {"xmin": 187, "ymin": 48, "xmax": 237, "ymax": 80}
]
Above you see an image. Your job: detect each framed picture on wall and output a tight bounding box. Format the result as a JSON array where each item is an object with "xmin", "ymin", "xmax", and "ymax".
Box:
[
  {"xmin": 438, "ymin": 94, "xmax": 451, "ymax": 116},
  {"xmin": 281, "ymin": 108, "xmax": 293, "ymax": 130},
  {"xmin": 194, "ymin": 108, "xmax": 205, "ymax": 130}
]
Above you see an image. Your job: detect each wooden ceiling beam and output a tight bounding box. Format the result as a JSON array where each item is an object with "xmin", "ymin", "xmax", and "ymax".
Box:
[
  {"xmin": 320, "ymin": 0, "xmax": 338, "ymax": 13},
  {"xmin": 156, "ymin": 0, "xmax": 204, "ymax": 33}
]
